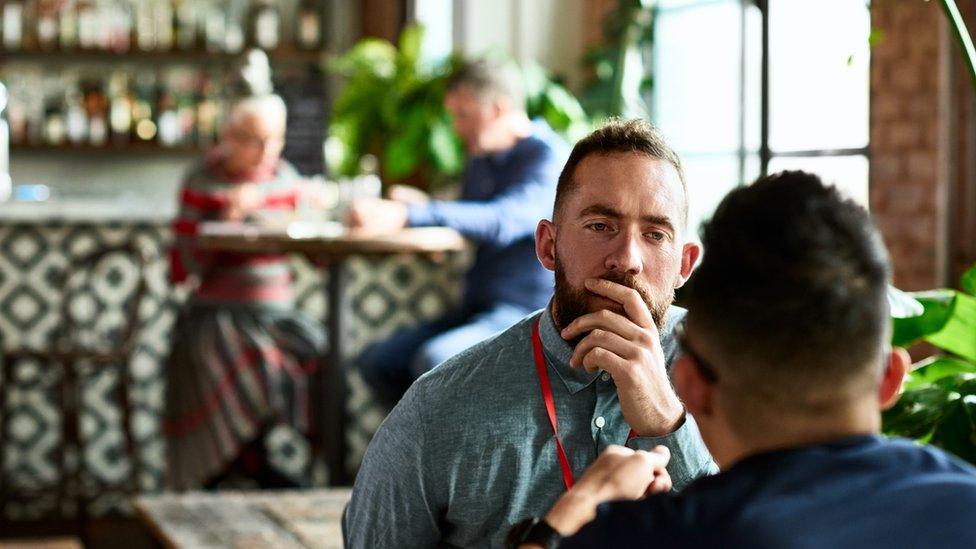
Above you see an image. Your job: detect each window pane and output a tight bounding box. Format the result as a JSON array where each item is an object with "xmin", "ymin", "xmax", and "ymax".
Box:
[
  {"xmin": 682, "ymin": 154, "xmax": 744, "ymax": 240},
  {"xmin": 653, "ymin": 0, "xmax": 744, "ymax": 154},
  {"xmin": 768, "ymin": 155, "xmax": 869, "ymax": 207},
  {"xmin": 768, "ymin": 0, "xmax": 870, "ymax": 152}
]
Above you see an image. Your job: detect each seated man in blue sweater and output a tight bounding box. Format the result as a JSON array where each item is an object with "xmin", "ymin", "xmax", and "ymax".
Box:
[
  {"xmin": 508, "ymin": 171, "xmax": 976, "ymax": 548},
  {"xmin": 346, "ymin": 58, "xmax": 569, "ymax": 406}
]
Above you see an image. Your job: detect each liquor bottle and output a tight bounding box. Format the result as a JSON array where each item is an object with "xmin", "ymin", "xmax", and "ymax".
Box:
[
  {"xmin": 2, "ymin": 1, "xmax": 24, "ymax": 50},
  {"xmin": 296, "ymin": 0, "xmax": 321, "ymax": 50},
  {"xmin": 153, "ymin": 0, "xmax": 173, "ymax": 50},
  {"xmin": 108, "ymin": 71, "xmax": 132, "ymax": 144},
  {"xmin": 224, "ymin": 0, "xmax": 244, "ymax": 53},
  {"xmin": 81, "ymin": 78, "xmax": 108, "ymax": 146},
  {"xmin": 195, "ymin": 72, "xmax": 218, "ymax": 145},
  {"xmin": 42, "ymin": 95, "xmax": 66, "ymax": 146},
  {"xmin": 76, "ymin": 0, "xmax": 97, "ymax": 49},
  {"xmin": 157, "ymin": 91, "xmax": 180, "ymax": 146},
  {"xmin": 108, "ymin": 0, "xmax": 133, "ymax": 53},
  {"xmin": 174, "ymin": 0, "xmax": 196, "ymax": 50},
  {"xmin": 58, "ymin": 0, "xmax": 79, "ymax": 50},
  {"xmin": 132, "ymin": 71, "xmax": 157, "ymax": 142},
  {"xmin": 36, "ymin": 2, "xmax": 60, "ymax": 51},
  {"xmin": 203, "ymin": 2, "xmax": 224, "ymax": 53},
  {"xmin": 65, "ymin": 85, "xmax": 88, "ymax": 145},
  {"xmin": 249, "ymin": 0, "xmax": 279, "ymax": 51},
  {"xmin": 135, "ymin": 0, "xmax": 155, "ymax": 51}
]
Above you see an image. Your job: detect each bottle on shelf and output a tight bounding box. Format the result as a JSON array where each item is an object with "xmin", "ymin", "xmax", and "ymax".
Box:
[
  {"xmin": 174, "ymin": 0, "xmax": 197, "ymax": 50},
  {"xmin": 296, "ymin": 0, "xmax": 322, "ymax": 51},
  {"xmin": 64, "ymin": 85, "xmax": 88, "ymax": 145},
  {"xmin": 58, "ymin": 0, "xmax": 79, "ymax": 50},
  {"xmin": 82, "ymin": 77, "xmax": 109, "ymax": 146},
  {"xmin": 132, "ymin": 70, "xmax": 157, "ymax": 142},
  {"xmin": 152, "ymin": 0, "xmax": 174, "ymax": 51},
  {"xmin": 249, "ymin": 0, "xmax": 280, "ymax": 51},
  {"xmin": 36, "ymin": 1, "xmax": 60, "ymax": 51},
  {"xmin": 108, "ymin": 70, "xmax": 133, "ymax": 145},
  {"xmin": 2, "ymin": 1, "xmax": 25, "ymax": 51}
]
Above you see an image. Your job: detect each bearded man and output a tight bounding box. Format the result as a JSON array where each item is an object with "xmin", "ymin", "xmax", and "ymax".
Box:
[{"xmin": 342, "ymin": 119, "xmax": 715, "ymax": 549}]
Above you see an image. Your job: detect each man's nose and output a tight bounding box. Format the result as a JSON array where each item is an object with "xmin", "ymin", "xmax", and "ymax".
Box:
[{"xmin": 605, "ymin": 230, "xmax": 643, "ymax": 275}]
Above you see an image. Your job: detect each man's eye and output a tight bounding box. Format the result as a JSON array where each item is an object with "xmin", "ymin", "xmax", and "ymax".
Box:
[
  {"xmin": 589, "ymin": 223, "xmax": 610, "ymax": 232},
  {"xmin": 647, "ymin": 231, "xmax": 666, "ymax": 241}
]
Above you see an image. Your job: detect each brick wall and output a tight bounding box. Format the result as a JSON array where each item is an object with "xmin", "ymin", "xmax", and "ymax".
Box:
[{"xmin": 870, "ymin": 0, "xmax": 976, "ymax": 290}]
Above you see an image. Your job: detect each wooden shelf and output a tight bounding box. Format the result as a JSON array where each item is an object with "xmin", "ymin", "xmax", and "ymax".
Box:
[
  {"xmin": 1, "ymin": 47, "xmax": 325, "ymax": 65},
  {"xmin": 12, "ymin": 143, "xmax": 204, "ymax": 155}
]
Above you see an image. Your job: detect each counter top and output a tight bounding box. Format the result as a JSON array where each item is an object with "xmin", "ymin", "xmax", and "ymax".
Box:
[{"xmin": 0, "ymin": 198, "xmax": 177, "ymax": 222}]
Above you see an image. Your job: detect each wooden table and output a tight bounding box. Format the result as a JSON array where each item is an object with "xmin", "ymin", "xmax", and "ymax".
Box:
[
  {"xmin": 135, "ymin": 489, "xmax": 352, "ymax": 548},
  {"xmin": 196, "ymin": 223, "xmax": 466, "ymax": 485}
]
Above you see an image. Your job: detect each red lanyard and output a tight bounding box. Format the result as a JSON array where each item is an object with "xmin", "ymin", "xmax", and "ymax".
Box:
[
  {"xmin": 532, "ymin": 318, "xmax": 576, "ymax": 490},
  {"xmin": 532, "ymin": 318, "xmax": 639, "ymax": 492}
]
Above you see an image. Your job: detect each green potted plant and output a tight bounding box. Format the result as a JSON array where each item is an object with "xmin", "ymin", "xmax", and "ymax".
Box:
[
  {"xmin": 325, "ymin": 25, "xmax": 591, "ymax": 191},
  {"xmin": 883, "ymin": 266, "xmax": 976, "ymax": 464}
]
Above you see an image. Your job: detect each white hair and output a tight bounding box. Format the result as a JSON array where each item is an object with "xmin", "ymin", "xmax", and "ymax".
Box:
[{"xmin": 228, "ymin": 93, "xmax": 288, "ymax": 128}]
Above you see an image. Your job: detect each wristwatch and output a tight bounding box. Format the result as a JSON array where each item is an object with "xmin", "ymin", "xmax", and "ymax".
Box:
[{"xmin": 506, "ymin": 517, "xmax": 563, "ymax": 549}]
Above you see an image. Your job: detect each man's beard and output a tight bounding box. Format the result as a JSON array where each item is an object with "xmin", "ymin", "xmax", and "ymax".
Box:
[{"xmin": 552, "ymin": 256, "xmax": 674, "ymax": 340}]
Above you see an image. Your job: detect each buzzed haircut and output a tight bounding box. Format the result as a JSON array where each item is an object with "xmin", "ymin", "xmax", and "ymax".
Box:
[
  {"xmin": 684, "ymin": 171, "xmax": 891, "ymax": 413},
  {"xmin": 553, "ymin": 119, "xmax": 687, "ymax": 225},
  {"xmin": 446, "ymin": 58, "xmax": 526, "ymax": 111}
]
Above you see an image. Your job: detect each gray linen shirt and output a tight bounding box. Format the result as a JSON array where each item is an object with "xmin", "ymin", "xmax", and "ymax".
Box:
[{"xmin": 343, "ymin": 306, "xmax": 714, "ymax": 548}]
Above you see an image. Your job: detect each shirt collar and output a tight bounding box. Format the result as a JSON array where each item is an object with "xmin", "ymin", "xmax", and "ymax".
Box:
[{"xmin": 538, "ymin": 306, "xmax": 601, "ymax": 395}]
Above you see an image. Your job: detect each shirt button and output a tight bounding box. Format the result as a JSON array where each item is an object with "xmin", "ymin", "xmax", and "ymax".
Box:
[
  {"xmin": 601, "ymin": 372, "xmax": 611, "ymax": 382},
  {"xmin": 595, "ymin": 416, "xmax": 606, "ymax": 428}
]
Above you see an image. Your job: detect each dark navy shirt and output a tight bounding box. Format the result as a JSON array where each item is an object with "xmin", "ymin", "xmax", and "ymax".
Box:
[
  {"xmin": 562, "ymin": 435, "xmax": 976, "ymax": 548},
  {"xmin": 407, "ymin": 120, "xmax": 569, "ymax": 311}
]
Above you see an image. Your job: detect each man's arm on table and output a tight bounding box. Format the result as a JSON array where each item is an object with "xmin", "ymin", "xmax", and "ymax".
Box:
[
  {"xmin": 407, "ymin": 146, "xmax": 562, "ymax": 246},
  {"xmin": 343, "ymin": 385, "xmax": 442, "ymax": 548}
]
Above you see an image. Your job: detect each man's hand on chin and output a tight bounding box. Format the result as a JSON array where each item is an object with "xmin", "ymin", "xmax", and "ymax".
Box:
[{"xmin": 560, "ymin": 278, "xmax": 685, "ymax": 437}]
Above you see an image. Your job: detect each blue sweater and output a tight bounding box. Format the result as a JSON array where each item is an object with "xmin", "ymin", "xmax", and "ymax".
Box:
[
  {"xmin": 563, "ymin": 435, "xmax": 976, "ymax": 548},
  {"xmin": 407, "ymin": 121, "xmax": 570, "ymax": 311}
]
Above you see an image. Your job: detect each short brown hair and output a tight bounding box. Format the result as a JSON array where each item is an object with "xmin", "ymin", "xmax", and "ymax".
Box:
[
  {"xmin": 447, "ymin": 58, "xmax": 526, "ymax": 110},
  {"xmin": 553, "ymin": 119, "xmax": 687, "ymax": 225}
]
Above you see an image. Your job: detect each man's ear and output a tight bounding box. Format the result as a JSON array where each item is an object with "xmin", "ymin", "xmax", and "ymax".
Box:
[
  {"xmin": 675, "ymin": 242, "xmax": 701, "ymax": 288},
  {"xmin": 674, "ymin": 355, "xmax": 713, "ymax": 418},
  {"xmin": 879, "ymin": 347, "xmax": 911, "ymax": 410},
  {"xmin": 536, "ymin": 219, "xmax": 557, "ymax": 272}
]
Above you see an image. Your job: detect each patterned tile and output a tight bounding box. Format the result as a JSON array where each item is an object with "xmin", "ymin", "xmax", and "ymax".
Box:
[{"xmin": 0, "ymin": 222, "xmax": 462, "ymax": 520}]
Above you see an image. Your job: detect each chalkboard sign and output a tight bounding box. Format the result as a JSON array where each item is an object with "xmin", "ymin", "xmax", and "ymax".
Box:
[{"xmin": 275, "ymin": 64, "xmax": 327, "ymax": 176}]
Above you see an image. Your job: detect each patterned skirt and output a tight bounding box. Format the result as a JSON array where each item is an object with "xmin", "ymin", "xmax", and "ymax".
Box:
[{"xmin": 163, "ymin": 302, "xmax": 326, "ymax": 490}]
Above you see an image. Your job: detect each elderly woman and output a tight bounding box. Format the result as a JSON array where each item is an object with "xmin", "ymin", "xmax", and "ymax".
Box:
[{"xmin": 164, "ymin": 53, "xmax": 324, "ymax": 490}]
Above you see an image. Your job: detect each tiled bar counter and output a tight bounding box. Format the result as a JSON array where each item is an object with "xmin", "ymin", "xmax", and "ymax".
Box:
[{"xmin": 0, "ymin": 201, "xmax": 462, "ymax": 520}]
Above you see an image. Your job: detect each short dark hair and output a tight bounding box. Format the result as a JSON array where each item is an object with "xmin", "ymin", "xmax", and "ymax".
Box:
[
  {"xmin": 684, "ymin": 171, "xmax": 891, "ymax": 415},
  {"xmin": 553, "ymin": 119, "xmax": 687, "ymax": 225},
  {"xmin": 447, "ymin": 58, "xmax": 526, "ymax": 110}
]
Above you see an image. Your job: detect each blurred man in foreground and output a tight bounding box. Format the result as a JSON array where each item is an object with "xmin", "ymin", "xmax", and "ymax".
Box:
[{"xmin": 509, "ymin": 171, "xmax": 976, "ymax": 548}]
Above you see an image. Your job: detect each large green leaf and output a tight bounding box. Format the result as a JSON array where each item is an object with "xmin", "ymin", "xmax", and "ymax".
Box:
[
  {"xmin": 883, "ymin": 385, "xmax": 952, "ymax": 439},
  {"xmin": 930, "ymin": 396, "xmax": 976, "ymax": 464},
  {"xmin": 962, "ymin": 265, "xmax": 976, "ymax": 296},
  {"xmin": 891, "ymin": 290, "xmax": 955, "ymax": 347},
  {"xmin": 906, "ymin": 356, "xmax": 976, "ymax": 390},
  {"xmin": 428, "ymin": 118, "xmax": 464, "ymax": 175},
  {"xmin": 926, "ymin": 292, "xmax": 976, "ymax": 363},
  {"xmin": 328, "ymin": 39, "xmax": 397, "ymax": 79}
]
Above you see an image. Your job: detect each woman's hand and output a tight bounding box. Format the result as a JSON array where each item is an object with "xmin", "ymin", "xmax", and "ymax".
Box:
[{"xmin": 222, "ymin": 183, "xmax": 265, "ymax": 221}]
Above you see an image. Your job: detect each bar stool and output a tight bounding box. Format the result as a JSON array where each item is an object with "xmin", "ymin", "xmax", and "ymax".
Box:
[{"xmin": 0, "ymin": 243, "xmax": 152, "ymax": 539}]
